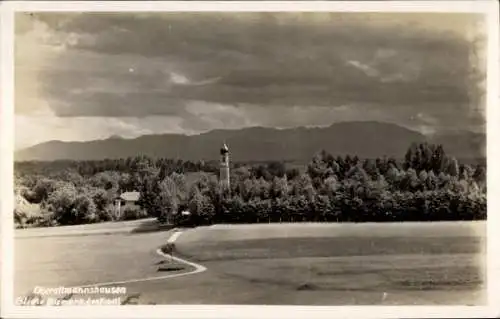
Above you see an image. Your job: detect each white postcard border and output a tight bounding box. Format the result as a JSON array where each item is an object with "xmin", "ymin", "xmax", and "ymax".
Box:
[{"xmin": 1, "ymin": 1, "xmax": 499, "ymax": 318}]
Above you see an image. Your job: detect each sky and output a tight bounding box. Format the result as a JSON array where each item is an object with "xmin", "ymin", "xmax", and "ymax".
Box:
[{"xmin": 15, "ymin": 12, "xmax": 487, "ymax": 149}]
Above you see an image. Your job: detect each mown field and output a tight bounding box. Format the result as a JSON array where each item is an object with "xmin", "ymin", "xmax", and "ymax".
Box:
[
  {"xmin": 14, "ymin": 220, "xmax": 484, "ymax": 305},
  {"xmin": 168, "ymin": 221, "xmax": 486, "ymax": 305}
]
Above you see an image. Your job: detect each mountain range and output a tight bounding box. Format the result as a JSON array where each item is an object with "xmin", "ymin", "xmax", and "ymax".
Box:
[{"xmin": 15, "ymin": 121, "xmax": 486, "ymax": 163}]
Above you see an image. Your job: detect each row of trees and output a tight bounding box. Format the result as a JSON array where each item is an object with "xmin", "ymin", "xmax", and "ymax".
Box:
[
  {"xmin": 15, "ymin": 181, "xmax": 138, "ymax": 227},
  {"xmin": 15, "ymin": 156, "xmax": 221, "ymax": 178},
  {"xmin": 14, "ymin": 143, "xmax": 486, "ymax": 228},
  {"xmin": 141, "ymin": 143, "xmax": 486, "ymax": 225}
]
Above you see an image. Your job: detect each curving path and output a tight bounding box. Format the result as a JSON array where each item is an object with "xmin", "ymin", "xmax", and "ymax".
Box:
[{"xmin": 14, "ymin": 228, "xmax": 204, "ymax": 301}]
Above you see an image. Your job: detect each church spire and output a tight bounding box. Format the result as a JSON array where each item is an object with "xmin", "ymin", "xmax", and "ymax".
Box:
[{"xmin": 219, "ymin": 141, "xmax": 230, "ymax": 188}]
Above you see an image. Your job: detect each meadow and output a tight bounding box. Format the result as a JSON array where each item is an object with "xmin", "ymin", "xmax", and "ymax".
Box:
[{"xmin": 15, "ymin": 221, "xmax": 486, "ymax": 305}]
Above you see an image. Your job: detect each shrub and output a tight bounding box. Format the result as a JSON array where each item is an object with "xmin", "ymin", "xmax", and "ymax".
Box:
[
  {"xmin": 14, "ymin": 208, "xmax": 28, "ymax": 229},
  {"xmin": 121, "ymin": 206, "xmax": 148, "ymax": 221}
]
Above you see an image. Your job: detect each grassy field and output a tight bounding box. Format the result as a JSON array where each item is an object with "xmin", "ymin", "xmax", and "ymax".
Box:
[
  {"xmin": 171, "ymin": 222, "xmax": 486, "ymax": 305},
  {"xmin": 14, "ymin": 230, "xmax": 175, "ymax": 298},
  {"xmin": 14, "ymin": 218, "xmax": 158, "ymax": 238},
  {"xmin": 14, "ymin": 221, "xmax": 486, "ymax": 305}
]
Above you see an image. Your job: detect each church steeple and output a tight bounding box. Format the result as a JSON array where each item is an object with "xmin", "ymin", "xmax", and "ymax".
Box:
[
  {"xmin": 220, "ymin": 143, "xmax": 229, "ymax": 156},
  {"xmin": 219, "ymin": 142, "xmax": 230, "ymax": 188}
]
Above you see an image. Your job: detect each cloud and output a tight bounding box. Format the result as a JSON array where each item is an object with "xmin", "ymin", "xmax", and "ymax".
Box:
[
  {"xmin": 347, "ymin": 60, "xmax": 380, "ymax": 78},
  {"xmin": 169, "ymin": 72, "xmax": 221, "ymax": 86},
  {"xmin": 14, "ymin": 12, "xmax": 487, "ymax": 147},
  {"xmin": 346, "ymin": 47, "xmax": 423, "ymax": 84},
  {"xmin": 15, "ymin": 114, "xmax": 187, "ymax": 150},
  {"xmin": 169, "ymin": 72, "xmax": 190, "ymax": 85}
]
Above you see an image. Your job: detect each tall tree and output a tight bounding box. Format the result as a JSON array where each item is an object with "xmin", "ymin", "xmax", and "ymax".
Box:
[
  {"xmin": 270, "ymin": 176, "xmax": 288, "ymax": 199},
  {"xmin": 447, "ymin": 157, "xmax": 460, "ymax": 177},
  {"xmin": 404, "ymin": 143, "xmax": 417, "ymax": 170},
  {"xmin": 431, "ymin": 145, "xmax": 448, "ymax": 173}
]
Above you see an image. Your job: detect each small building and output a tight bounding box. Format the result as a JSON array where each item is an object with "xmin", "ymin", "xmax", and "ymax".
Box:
[{"xmin": 114, "ymin": 191, "xmax": 141, "ymax": 219}]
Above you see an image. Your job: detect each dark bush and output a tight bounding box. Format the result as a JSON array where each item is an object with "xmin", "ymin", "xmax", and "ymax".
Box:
[{"xmin": 121, "ymin": 206, "xmax": 148, "ymax": 221}]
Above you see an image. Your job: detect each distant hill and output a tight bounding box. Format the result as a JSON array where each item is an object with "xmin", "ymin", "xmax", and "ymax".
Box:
[{"xmin": 15, "ymin": 121, "xmax": 485, "ymax": 163}]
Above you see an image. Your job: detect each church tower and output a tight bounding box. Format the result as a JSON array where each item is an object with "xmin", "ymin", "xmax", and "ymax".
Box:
[{"xmin": 219, "ymin": 142, "xmax": 230, "ymax": 189}]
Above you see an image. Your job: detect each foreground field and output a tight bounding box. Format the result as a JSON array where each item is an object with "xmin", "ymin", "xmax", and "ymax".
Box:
[
  {"xmin": 167, "ymin": 221, "xmax": 486, "ymax": 305},
  {"xmin": 14, "ymin": 221, "xmax": 486, "ymax": 305}
]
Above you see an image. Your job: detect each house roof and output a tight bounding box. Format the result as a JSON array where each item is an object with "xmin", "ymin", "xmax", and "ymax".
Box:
[{"xmin": 120, "ymin": 191, "xmax": 140, "ymax": 202}]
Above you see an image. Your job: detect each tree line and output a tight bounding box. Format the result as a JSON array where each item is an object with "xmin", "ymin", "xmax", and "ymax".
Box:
[
  {"xmin": 15, "ymin": 156, "xmax": 221, "ymax": 178},
  {"xmin": 14, "ymin": 142, "xmax": 486, "ymax": 228}
]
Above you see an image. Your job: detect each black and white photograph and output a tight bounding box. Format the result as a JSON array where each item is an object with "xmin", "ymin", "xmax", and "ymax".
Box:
[{"xmin": 1, "ymin": 1, "xmax": 499, "ymax": 318}]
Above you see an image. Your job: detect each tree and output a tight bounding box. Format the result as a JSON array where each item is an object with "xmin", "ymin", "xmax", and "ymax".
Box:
[
  {"xmin": 195, "ymin": 172, "xmax": 210, "ymax": 192},
  {"xmin": 307, "ymin": 152, "xmax": 333, "ymax": 181},
  {"xmin": 137, "ymin": 173, "xmax": 161, "ymax": 218},
  {"xmin": 256, "ymin": 178, "xmax": 271, "ymax": 199},
  {"xmin": 170, "ymin": 172, "xmax": 188, "ymax": 202},
  {"xmin": 157, "ymin": 176, "xmax": 179, "ymax": 223},
  {"xmin": 460, "ymin": 164, "xmax": 474, "ymax": 181},
  {"xmin": 447, "ymin": 157, "xmax": 460, "ymax": 177},
  {"xmin": 251, "ymin": 165, "xmax": 272, "ymax": 181},
  {"xmin": 330, "ymin": 160, "xmax": 341, "ymax": 178},
  {"xmin": 314, "ymin": 194, "xmax": 332, "ymax": 221},
  {"xmin": 90, "ymin": 171, "xmax": 120, "ymax": 190},
  {"xmin": 118, "ymin": 172, "xmax": 134, "ymax": 191},
  {"xmin": 285, "ymin": 168, "xmax": 300, "ymax": 180},
  {"xmin": 232, "ymin": 166, "xmax": 252, "ymax": 182},
  {"xmin": 270, "ymin": 176, "xmax": 288, "ymax": 199},
  {"xmin": 225, "ymin": 195, "xmax": 246, "ymax": 223},
  {"xmin": 74, "ymin": 192, "xmax": 98, "ymax": 223},
  {"xmin": 240, "ymin": 178, "xmax": 259, "ymax": 201},
  {"xmin": 46, "ymin": 182, "xmax": 78, "ymax": 225},
  {"xmin": 369, "ymin": 174, "xmax": 388, "ymax": 198},
  {"xmin": 255, "ymin": 198, "xmax": 272, "ymax": 223},
  {"xmin": 418, "ymin": 170, "xmax": 429, "ymax": 188},
  {"xmin": 289, "ymin": 195, "xmax": 309, "ymax": 222},
  {"xmin": 199, "ymin": 196, "xmax": 216, "ymax": 224},
  {"xmin": 267, "ymin": 161, "xmax": 286, "ymax": 178},
  {"xmin": 431, "ymin": 144, "xmax": 448, "ymax": 173},
  {"xmin": 473, "ymin": 165, "xmax": 486, "ymax": 183},
  {"xmin": 363, "ymin": 159, "xmax": 379, "ymax": 180},
  {"xmin": 31, "ymin": 178, "xmax": 59, "ymax": 204},
  {"xmin": 385, "ymin": 165, "xmax": 402, "ymax": 189},
  {"xmin": 135, "ymin": 159, "xmax": 159, "ymax": 188},
  {"xmin": 187, "ymin": 186, "xmax": 202, "ymax": 213},
  {"xmin": 187, "ymin": 185, "xmax": 214, "ymax": 225},
  {"xmin": 426, "ymin": 171, "xmax": 438, "ymax": 190},
  {"xmin": 420, "ymin": 143, "xmax": 434, "ymax": 171},
  {"xmin": 352, "ymin": 155, "xmax": 360, "ymax": 166},
  {"xmin": 321, "ymin": 176, "xmax": 339, "ymax": 196},
  {"xmin": 292, "ymin": 173, "xmax": 315, "ymax": 199},
  {"xmin": 91, "ymin": 188, "xmax": 114, "ymax": 221},
  {"xmin": 346, "ymin": 165, "xmax": 369, "ymax": 184},
  {"xmin": 404, "ymin": 143, "xmax": 417, "ymax": 170},
  {"xmin": 438, "ymin": 172, "xmax": 451, "ymax": 189}
]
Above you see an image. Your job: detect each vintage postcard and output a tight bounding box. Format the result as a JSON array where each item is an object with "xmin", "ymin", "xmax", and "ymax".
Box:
[{"xmin": 1, "ymin": 1, "xmax": 499, "ymax": 318}]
